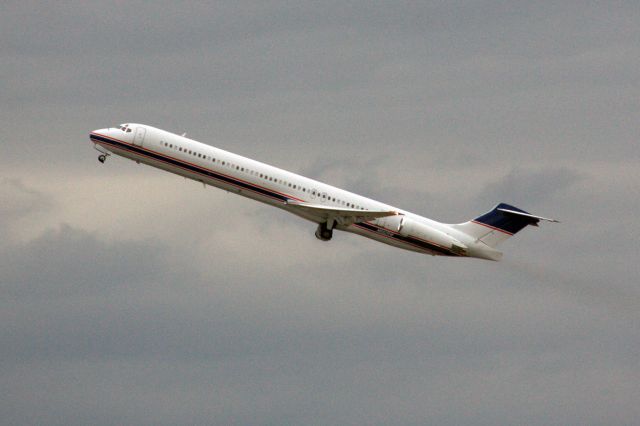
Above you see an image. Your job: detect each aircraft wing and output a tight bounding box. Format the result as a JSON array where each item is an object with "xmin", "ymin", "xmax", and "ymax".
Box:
[{"xmin": 285, "ymin": 200, "xmax": 400, "ymax": 225}]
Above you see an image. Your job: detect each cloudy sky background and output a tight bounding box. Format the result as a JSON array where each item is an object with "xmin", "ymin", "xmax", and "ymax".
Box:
[{"xmin": 2, "ymin": 1, "xmax": 639, "ymax": 424}]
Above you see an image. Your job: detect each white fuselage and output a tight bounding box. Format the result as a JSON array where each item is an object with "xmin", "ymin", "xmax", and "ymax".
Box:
[{"xmin": 90, "ymin": 123, "xmax": 497, "ymax": 259}]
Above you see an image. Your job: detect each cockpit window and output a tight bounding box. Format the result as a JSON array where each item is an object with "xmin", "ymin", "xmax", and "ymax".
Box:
[{"xmin": 118, "ymin": 124, "xmax": 132, "ymax": 132}]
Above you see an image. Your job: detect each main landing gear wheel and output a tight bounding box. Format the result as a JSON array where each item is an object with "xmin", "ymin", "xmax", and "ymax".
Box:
[
  {"xmin": 315, "ymin": 222, "xmax": 333, "ymax": 241},
  {"xmin": 98, "ymin": 154, "xmax": 107, "ymax": 163}
]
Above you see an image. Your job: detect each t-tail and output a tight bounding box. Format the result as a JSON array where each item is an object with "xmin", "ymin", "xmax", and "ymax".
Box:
[{"xmin": 451, "ymin": 203, "xmax": 559, "ymax": 261}]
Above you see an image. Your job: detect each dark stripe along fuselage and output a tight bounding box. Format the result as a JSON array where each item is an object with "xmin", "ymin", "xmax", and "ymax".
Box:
[{"xmin": 91, "ymin": 133, "xmax": 458, "ymax": 257}]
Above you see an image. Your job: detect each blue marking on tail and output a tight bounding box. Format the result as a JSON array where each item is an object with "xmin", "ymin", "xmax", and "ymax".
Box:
[{"xmin": 473, "ymin": 203, "xmax": 539, "ymax": 235}]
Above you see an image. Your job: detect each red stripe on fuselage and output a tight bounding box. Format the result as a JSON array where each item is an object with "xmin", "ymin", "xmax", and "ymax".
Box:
[
  {"xmin": 92, "ymin": 132, "xmax": 456, "ymax": 255},
  {"xmin": 471, "ymin": 220, "xmax": 513, "ymax": 235},
  {"xmin": 353, "ymin": 223, "xmax": 453, "ymax": 255},
  {"xmin": 91, "ymin": 132, "xmax": 305, "ymax": 203}
]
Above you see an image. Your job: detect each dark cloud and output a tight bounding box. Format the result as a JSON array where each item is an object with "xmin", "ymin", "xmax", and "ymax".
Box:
[
  {"xmin": 476, "ymin": 167, "xmax": 583, "ymax": 208},
  {"xmin": 0, "ymin": 224, "xmax": 168, "ymax": 301},
  {"xmin": 2, "ymin": 234, "xmax": 638, "ymax": 425},
  {"xmin": 1, "ymin": 1, "xmax": 640, "ymax": 425}
]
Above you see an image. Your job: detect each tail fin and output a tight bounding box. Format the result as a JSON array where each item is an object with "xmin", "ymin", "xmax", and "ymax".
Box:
[{"xmin": 452, "ymin": 203, "xmax": 559, "ymax": 248}]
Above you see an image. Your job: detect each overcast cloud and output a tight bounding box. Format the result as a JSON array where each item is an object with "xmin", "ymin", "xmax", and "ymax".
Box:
[{"xmin": 1, "ymin": 1, "xmax": 639, "ymax": 425}]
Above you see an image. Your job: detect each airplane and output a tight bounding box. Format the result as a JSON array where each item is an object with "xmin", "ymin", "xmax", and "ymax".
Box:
[{"xmin": 89, "ymin": 123, "xmax": 558, "ymax": 261}]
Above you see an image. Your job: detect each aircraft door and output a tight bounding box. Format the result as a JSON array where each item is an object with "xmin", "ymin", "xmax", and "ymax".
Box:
[{"xmin": 133, "ymin": 127, "xmax": 146, "ymax": 147}]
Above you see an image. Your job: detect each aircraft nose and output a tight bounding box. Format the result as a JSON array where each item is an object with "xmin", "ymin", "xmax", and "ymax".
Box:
[
  {"xmin": 89, "ymin": 128, "xmax": 108, "ymax": 146},
  {"xmin": 90, "ymin": 128, "xmax": 108, "ymax": 140}
]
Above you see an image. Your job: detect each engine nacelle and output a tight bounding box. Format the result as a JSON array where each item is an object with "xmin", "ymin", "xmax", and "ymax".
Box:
[
  {"xmin": 398, "ymin": 217, "xmax": 468, "ymax": 255},
  {"xmin": 375, "ymin": 214, "xmax": 404, "ymax": 232}
]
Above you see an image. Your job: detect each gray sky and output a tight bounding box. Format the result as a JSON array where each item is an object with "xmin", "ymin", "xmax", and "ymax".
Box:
[{"xmin": 2, "ymin": 1, "xmax": 639, "ymax": 425}]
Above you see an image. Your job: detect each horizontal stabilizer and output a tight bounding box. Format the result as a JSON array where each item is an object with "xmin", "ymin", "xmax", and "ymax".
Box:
[{"xmin": 496, "ymin": 207, "xmax": 560, "ymax": 225}]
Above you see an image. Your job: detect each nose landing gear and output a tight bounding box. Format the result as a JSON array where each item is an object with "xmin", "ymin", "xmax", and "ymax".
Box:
[{"xmin": 94, "ymin": 144, "xmax": 110, "ymax": 164}]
